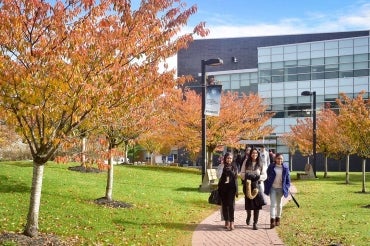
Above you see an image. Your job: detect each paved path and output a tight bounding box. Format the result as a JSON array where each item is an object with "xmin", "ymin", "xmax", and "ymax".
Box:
[{"xmin": 192, "ymin": 185, "xmax": 297, "ymax": 246}]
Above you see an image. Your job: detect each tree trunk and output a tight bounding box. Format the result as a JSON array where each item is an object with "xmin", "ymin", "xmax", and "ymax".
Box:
[
  {"xmin": 124, "ymin": 141, "xmax": 129, "ymax": 163},
  {"xmin": 105, "ymin": 155, "xmax": 114, "ymax": 201},
  {"xmin": 362, "ymin": 158, "xmax": 366, "ymax": 193},
  {"xmin": 345, "ymin": 154, "xmax": 350, "ymax": 184},
  {"xmin": 324, "ymin": 155, "xmax": 328, "ymax": 178},
  {"xmin": 289, "ymin": 153, "xmax": 293, "ymax": 171},
  {"xmin": 24, "ymin": 163, "xmax": 44, "ymax": 237},
  {"xmin": 81, "ymin": 136, "xmax": 87, "ymax": 167}
]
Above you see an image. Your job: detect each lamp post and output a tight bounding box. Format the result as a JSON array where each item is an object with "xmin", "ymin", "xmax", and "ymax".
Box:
[
  {"xmin": 301, "ymin": 90, "xmax": 317, "ymax": 178},
  {"xmin": 201, "ymin": 58, "xmax": 223, "ymax": 183}
]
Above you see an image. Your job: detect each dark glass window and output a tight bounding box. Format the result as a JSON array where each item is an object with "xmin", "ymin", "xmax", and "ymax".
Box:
[
  {"xmin": 287, "ymin": 74, "xmax": 297, "ymax": 81},
  {"xmin": 339, "ymin": 71, "xmax": 353, "ymax": 78},
  {"xmin": 354, "ymin": 69, "xmax": 369, "ymax": 77},
  {"xmin": 271, "ymin": 68, "xmax": 284, "ymax": 76},
  {"xmin": 325, "ymin": 71, "xmax": 338, "ymax": 79},
  {"xmin": 285, "ymin": 67, "xmax": 297, "ymax": 74},
  {"xmin": 297, "ymin": 74, "xmax": 310, "ymax": 81},
  {"xmin": 311, "ymin": 65, "xmax": 325, "ymax": 73},
  {"xmin": 311, "ymin": 72, "xmax": 325, "ymax": 80},
  {"xmin": 297, "ymin": 66, "xmax": 310, "ymax": 73},
  {"xmin": 272, "ymin": 76, "xmax": 284, "ymax": 83},
  {"xmin": 272, "ymin": 111, "xmax": 285, "ymax": 118},
  {"xmin": 259, "ymin": 70, "xmax": 271, "ymax": 76}
]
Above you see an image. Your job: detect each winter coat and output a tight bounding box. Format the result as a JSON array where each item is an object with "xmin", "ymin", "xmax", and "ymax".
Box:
[
  {"xmin": 218, "ymin": 163, "xmax": 239, "ymax": 207},
  {"xmin": 264, "ymin": 162, "xmax": 291, "ymax": 198}
]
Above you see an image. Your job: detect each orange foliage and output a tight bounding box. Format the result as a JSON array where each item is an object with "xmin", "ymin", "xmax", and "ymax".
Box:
[
  {"xmin": 0, "ymin": 0, "xmax": 205, "ymax": 236},
  {"xmin": 288, "ymin": 118, "xmax": 313, "ymax": 156},
  {"xmin": 336, "ymin": 91, "xmax": 370, "ymax": 158},
  {"xmin": 162, "ymin": 88, "xmax": 273, "ymax": 160},
  {"xmin": 0, "ymin": 0, "xmax": 206, "ymax": 165},
  {"xmin": 54, "ymin": 156, "xmax": 69, "ymax": 164}
]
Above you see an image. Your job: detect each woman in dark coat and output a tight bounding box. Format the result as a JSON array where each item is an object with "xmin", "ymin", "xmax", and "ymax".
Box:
[
  {"xmin": 240, "ymin": 147, "xmax": 267, "ymax": 230},
  {"xmin": 218, "ymin": 152, "xmax": 239, "ymax": 231}
]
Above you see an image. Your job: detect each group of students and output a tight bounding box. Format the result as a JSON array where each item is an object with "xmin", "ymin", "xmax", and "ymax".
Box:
[{"xmin": 216, "ymin": 146, "xmax": 291, "ymax": 231}]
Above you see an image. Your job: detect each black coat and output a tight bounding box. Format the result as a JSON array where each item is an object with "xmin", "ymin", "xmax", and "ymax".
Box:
[
  {"xmin": 244, "ymin": 174, "xmax": 265, "ymax": 210},
  {"xmin": 218, "ymin": 163, "xmax": 239, "ymax": 207}
]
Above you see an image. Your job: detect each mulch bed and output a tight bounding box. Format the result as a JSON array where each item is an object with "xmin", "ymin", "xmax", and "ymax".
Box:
[
  {"xmin": 67, "ymin": 165, "xmax": 102, "ymax": 173},
  {"xmin": 0, "ymin": 232, "xmax": 74, "ymax": 246}
]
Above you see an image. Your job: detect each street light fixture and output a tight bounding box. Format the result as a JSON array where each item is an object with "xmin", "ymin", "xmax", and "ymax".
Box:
[
  {"xmin": 201, "ymin": 58, "xmax": 223, "ymax": 184},
  {"xmin": 301, "ymin": 90, "xmax": 317, "ymax": 178}
]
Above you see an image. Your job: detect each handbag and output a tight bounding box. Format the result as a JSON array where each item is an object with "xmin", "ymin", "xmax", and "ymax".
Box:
[
  {"xmin": 208, "ymin": 189, "xmax": 221, "ymax": 205},
  {"xmin": 253, "ymin": 192, "xmax": 266, "ymax": 207}
]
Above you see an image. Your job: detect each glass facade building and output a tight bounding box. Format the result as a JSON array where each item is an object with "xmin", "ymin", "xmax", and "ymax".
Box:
[{"xmin": 177, "ymin": 31, "xmax": 370, "ymax": 168}]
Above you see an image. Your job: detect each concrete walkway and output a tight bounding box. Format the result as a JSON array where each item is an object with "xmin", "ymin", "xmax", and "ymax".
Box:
[{"xmin": 192, "ymin": 185, "xmax": 297, "ymax": 246}]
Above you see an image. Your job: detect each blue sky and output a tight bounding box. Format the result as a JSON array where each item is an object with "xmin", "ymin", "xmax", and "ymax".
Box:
[
  {"xmin": 177, "ymin": 0, "xmax": 370, "ymax": 39},
  {"xmin": 46, "ymin": 0, "xmax": 370, "ymax": 69}
]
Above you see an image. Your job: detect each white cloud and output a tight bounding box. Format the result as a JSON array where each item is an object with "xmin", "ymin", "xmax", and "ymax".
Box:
[{"xmin": 166, "ymin": 2, "xmax": 370, "ymax": 72}]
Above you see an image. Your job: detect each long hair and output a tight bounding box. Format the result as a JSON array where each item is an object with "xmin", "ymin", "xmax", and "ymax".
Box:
[
  {"xmin": 223, "ymin": 152, "xmax": 233, "ymax": 164},
  {"xmin": 245, "ymin": 147, "xmax": 261, "ymax": 170}
]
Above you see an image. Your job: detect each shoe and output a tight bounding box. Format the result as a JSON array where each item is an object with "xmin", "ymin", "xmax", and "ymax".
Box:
[
  {"xmin": 230, "ymin": 222, "xmax": 235, "ymax": 230},
  {"xmin": 276, "ymin": 217, "xmax": 280, "ymax": 226},
  {"xmin": 224, "ymin": 221, "xmax": 229, "ymax": 229},
  {"xmin": 253, "ymin": 223, "xmax": 258, "ymax": 230},
  {"xmin": 246, "ymin": 212, "xmax": 251, "ymax": 225},
  {"xmin": 270, "ymin": 218, "xmax": 275, "ymax": 229}
]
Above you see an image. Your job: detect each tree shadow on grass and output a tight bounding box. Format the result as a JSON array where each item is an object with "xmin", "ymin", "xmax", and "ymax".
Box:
[
  {"xmin": 122, "ymin": 164, "xmax": 200, "ymax": 175},
  {"xmin": 0, "ymin": 175, "xmax": 30, "ymax": 193},
  {"xmin": 112, "ymin": 219, "xmax": 196, "ymax": 231},
  {"xmin": 2, "ymin": 161, "xmax": 33, "ymax": 168},
  {"xmin": 175, "ymin": 187, "xmax": 199, "ymax": 192}
]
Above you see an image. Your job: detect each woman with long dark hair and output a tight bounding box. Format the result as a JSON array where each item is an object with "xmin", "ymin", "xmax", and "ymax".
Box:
[
  {"xmin": 218, "ymin": 152, "xmax": 239, "ymax": 230},
  {"xmin": 240, "ymin": 147, "xmax": 267, "ymax": 230}
]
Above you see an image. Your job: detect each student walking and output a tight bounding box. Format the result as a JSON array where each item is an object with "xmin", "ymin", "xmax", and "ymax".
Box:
[
  {"xmin": 240, "ymin": 147, "xmax": 267, "ymax": 230},
  {"xmin": 217, "ymin": 152, "xmax": 239, "ymax": 230},
  {"xmin": 264, "ymin": 153, "xmax": 291, "ymax": 229}
]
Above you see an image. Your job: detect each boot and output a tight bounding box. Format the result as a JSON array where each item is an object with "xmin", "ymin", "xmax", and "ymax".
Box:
[
  {"xmin": 276, "ymin": 217, "xmax": 280, "ymax": 226},
  {"xmin": 253, "ymin": 210, "xmax": 259, "ymax": 230},
  {"xmin": 230, "ymin": 222, "xmax": 235, "ymax": 230},
  {"xmin": 270, "ymin": 218, "xmax": 275, "ymax": 229},
  {"xmin": 224, "ymin": 221, "xmax": 229, "ymax": 229},
  {"xmin": 246, "ymin": 210, "xmax": 251, "ymax": 225}
]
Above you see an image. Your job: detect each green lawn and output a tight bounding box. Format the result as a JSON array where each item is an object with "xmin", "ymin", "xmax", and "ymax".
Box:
[
  {"xmin": 278, "ymin": 171, "xmax": 370, "ymax": 246},
  {"xmin": 0, "ymin": 161, "xmax": 369, "ymax": 245},
  {"xmin": 0, "ymin": 161, "xmax": 215, "ymax": 245}
]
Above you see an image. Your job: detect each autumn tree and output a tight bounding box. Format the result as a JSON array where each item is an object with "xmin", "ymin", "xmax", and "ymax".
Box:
[
  {"xmin": 316, "ymin": 107, "xmax": 339, "ymax": 178},
  {"xmin": 289, "ymin": 118, "xmax": 315, "ymax": 162},
  {"xmin": 165, "ymin": 89, "xmax": 273, "ymax": 169},
  {"xmin": 280, "ymin": 132, "xmax": 298, "ymax": 171},
  {"xmin": 337, "ymin": 92, "xmax": 370, "ymax": 191},
  {"xmin": 97, "ymin": 98, "xmax": 170, "ymax": 201},
  {"xmin": 0, "ymin": 0, "xmax": 207, "ymax": 237}
]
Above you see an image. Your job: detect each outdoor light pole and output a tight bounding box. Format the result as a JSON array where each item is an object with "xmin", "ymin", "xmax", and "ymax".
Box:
[
  {"xmin": 301, "ymin": 90, "xmax": 317, "ymax": 178},
  {"xmin": 201, "ymin": 58, "xmax": 223, "ymax": 182}
]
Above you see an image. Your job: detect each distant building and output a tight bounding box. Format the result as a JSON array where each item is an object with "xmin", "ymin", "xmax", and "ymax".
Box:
[{"xmin": 177, "ymin": 30, "xmax": 370, "ymax": 171}]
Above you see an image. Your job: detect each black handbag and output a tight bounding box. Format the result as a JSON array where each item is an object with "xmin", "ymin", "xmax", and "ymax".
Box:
[
  {"xmin": 254, "ymin": 192, "xmax": 266, "ymax": 207},
  {"xmin": 208, "ymin": 189, "xmax": 221, "ymax": 205}
]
